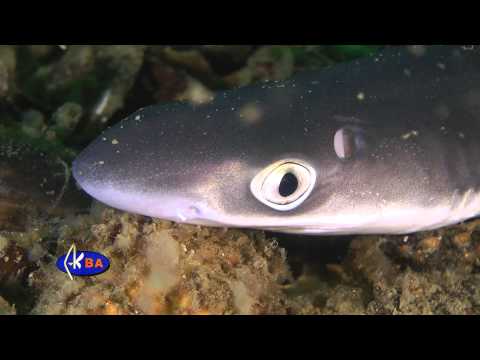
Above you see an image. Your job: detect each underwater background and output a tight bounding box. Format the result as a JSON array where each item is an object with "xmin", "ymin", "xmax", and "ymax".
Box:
[{"xmin": 1, "ymin": 45, "xmax": 479, "ymax": 315}]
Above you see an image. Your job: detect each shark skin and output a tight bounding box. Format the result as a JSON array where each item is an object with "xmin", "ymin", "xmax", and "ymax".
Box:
[{"xmin": 73, "ymin": 45, "xmax": 480, "ymax": 235}]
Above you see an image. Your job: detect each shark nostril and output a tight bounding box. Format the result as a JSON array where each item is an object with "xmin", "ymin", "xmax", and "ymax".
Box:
[
  {"xmin": 176, "ymin": 206, "xmax": 202, "ymax": 222},
  {"xmin": 187, "ymin": 206, "xmax": 201, "ymax": 217}
]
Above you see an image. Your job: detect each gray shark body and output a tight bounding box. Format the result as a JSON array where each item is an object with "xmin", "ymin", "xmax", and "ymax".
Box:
[{"xmin": 73, "ymin": 45, "xmax": 480, "ymax": 235}]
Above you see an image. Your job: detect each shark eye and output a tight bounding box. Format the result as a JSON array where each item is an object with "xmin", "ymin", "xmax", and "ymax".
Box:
[{"xmin": 250, "ymin": 160, "xmax": 316, "ymax": 211}]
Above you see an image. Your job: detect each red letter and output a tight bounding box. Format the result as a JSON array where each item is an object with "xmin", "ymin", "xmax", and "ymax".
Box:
[
  {"xmin": 95, "ymin": 259, "xmax": 104, "ymax": 268},
  {"xmin": 85, "ymin": 258, "xmax": 94, "ymax": 268}
]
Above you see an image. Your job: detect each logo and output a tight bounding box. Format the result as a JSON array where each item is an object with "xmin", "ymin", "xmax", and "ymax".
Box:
[{"xmin": 56, "ymin": 244, "xmax": 110, "ymax": 280}]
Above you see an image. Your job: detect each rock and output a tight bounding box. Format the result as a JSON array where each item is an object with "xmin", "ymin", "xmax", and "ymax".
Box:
[
  {"xmin": 21, "ymin": 110, "xmax": 46, "ymax": 139},
  {"xmin": 452, "ymin": 232, "xmax": 471, "ymax": 248},
  {"xmin": 0, "ymin": 296, "xmax": 15, "ymax": 315},
  {"xmin": 49, "ymin": 102, "xmax": 83, "ymax": 140},
  {"xmin": 31, "ymin": 209, "xmax": 307, "ymax": 315},
  {"xmin": 0, "ymin": 140, "xmax": 88, "ymax": 232},
  {"xmin": 0, "ymin": 46, "xmax": 16, "ymax": 99}
]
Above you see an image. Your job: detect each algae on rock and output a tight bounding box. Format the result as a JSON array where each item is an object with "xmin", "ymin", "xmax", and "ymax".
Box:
[{"xmin": 31, "ymin": 206, "xmax": 313, "ymax": 315}]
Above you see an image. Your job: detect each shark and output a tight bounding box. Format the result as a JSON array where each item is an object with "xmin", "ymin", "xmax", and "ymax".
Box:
[{"xmin": 73, "ymin": 45, "xmax": 480, "ymax": 235}]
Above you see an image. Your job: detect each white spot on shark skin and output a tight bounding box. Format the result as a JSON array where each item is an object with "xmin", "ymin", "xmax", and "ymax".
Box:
[
  {"xmin": 356, "ymin": 92, "xmax": 365, "ymax": 101},
  {"xmin": 238, "ymin": 103, "xmax": 264, "ymax": 125},
  {"xmin": 401, "ymin": 130, "xmax": 419, "ymax": 140},
  {"xmin": 111, "ymin": 139, "xmax": 119, "ymax": 145}
]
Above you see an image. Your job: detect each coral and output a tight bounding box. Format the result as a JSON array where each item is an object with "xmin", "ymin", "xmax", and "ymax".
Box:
[
  {"xmin": 31, "ymin": 206, "xmax": 309, "ymax": 315},
  {"xmin": 337, "ymin": 222, "xmax": 480, "ymax": 314},
  {"xmin": 155, "ymin": 45, "xmax": 295, "ymax": 90},
  {"xmin": 0, "ymin": 233, "xmax": 38, "ymax": 313},
  {"xmin": 5, "ymin": 197, "xmax": 480, "ymax": 315},
  {"xmin": 15, "ymin": 45, "xmax": 146, "ymax": 142},
  {"xmin": 21, "ymin": 110, "xmax": 46, "ymax": 139},
  {"xmin": 47, "ymin": 102, "xmax": 83, "ymax": 141},
  {"xmin": 276, "ymin": 220, "xmax": 480, "ymax": 315},
  {"xmin": 223, "ymin": 46, "xmax": 295, "ymax": 87}
]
